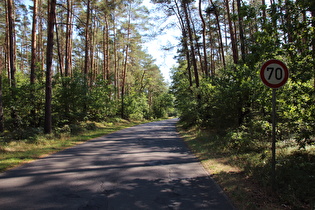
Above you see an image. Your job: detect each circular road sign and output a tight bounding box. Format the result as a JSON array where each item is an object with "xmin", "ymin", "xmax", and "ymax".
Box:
[{"xmin": 260, "ymin": 59, "xmax": 289, "ymax": 89}]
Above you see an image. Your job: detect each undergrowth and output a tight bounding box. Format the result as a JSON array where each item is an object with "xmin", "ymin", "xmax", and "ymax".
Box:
[
  {"xmin": 0, "ymin": 118, "xmax": 152, "ymax": 172},
  {"xmin": 178, "ymin": 123, "xmax": 315, "ymax": 209}
]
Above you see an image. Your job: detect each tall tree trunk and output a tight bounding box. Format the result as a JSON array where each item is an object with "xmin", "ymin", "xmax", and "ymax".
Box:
[
  {"xmin": 121, "ymin": 9, "xmax": 131, "ymax": 119},
  {"xmin": 312, "ymin": 9, "xmax": 315, "ymax": 90},
  {"xmin": 103, "ymin": 25, "xmax": 107, "ymax": 80},
  {"xmin": 4, "ymin": 0, "xmax": 10, "ymax": 83},
  {"xmin": 82, "ymin": 0, "xmax": 91, "ymax": 116},
  {"xmin": 84, "ymin": 0, "xmax": 91, "ymax": 76},
  {"xmin": 38, "ymin": 0, "xmax": 45, "ymax": 75},
  {"xmin": 183, "ymin": 0, "xmax": 199, "ymax": 88},
  {"xmin": 225, "ymin": 0, "xmax": 238, "ymax": 64},
  {"xmin": 284, "ymin": 0, "xmax": 293, "ymax": 44},
  {"xmin": 208, "ymin": 0, "xmax": 226, "ymax": 69},
  {"xmin": 262, "ymin": 0, "xmax": 266, "ymax": 23},
  {"xmin": 237, "ymin": 0, "xmax": 245, "ymax": 62},
  {"xmin": 174, "ymin": 0, "xmax": 193, "ymax": 87},
  {"xmin": 190, "ymin": 8, "xmax": 204, "ymax": 76},
  {"xmin": 208, "ymin": 29, "xmax": 215, "ymax": 75},
  {"xmin": 7, "ymin": 0, "xmax": 18, "ymax": 126},
  {"xmin": 30, "ymin": 0, "xmax": 38, "ymax": 126},
  {"xmin": 0, "ymin": 51, "xmax": 4, "ymax": 132},
  {"xmin": 105, "ymin": 16, "xmax": 110, "ymax": 81},
  {"xmin": 103, "ymin": 1, "xmax": 110, "ymax": 82},
  {"xmin": 44, "ymin": 0, "xmax": 56, "ymax": 134},
  {"xmin": 31, "ymin": 0, "xmax": 37, "ymax": 85},
  {"xmin": 121, "ymin": 44, "xmax": 128, "ymax": 119},
  {"xmin": 270, "ymin": 0, "xmax": 278, "ymax": 42},
  {"xmin": 199, "ymin": 0, "xmax": 208, "ymax": 77},
  {"xmin": 7, "ymin": 0, "xmax": 15, "ymax": 88},
  {"xmin": 90, "ymin": 15, "xmax": 96, "ymax": 86},
  {"xmin": 55, "ymin": 18, "xmax": 64, "ymax": 77},
  {"xmin": 113, "ymin": 17, "xmax": 119, "ymax": 99},
  {"xmin": 65, "ymin": 0, "xmax": 73, "ymax": 77}
]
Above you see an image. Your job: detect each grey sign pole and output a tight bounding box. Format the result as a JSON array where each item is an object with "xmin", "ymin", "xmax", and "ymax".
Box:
[
  {"xmin": 260, "ymin": 59, "xmax": 289, "ymax": 191},
  {"xmin": 271, "ymin": 88, "xmax": 276, "ymax": 190}
]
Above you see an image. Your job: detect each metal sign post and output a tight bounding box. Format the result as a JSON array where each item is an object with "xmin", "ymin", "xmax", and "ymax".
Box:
[
  {"xmin": 260, "ymin": 59, "xmax": 289, "ymax": 190},
  {"xmin": 271, "ymin": 88, "xmax": 276, "ymax": 190}
]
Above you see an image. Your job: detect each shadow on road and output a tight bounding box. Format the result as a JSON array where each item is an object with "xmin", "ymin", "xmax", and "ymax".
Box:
[{"xmin": 0, "ymin": 119, "xmax": 235, "ymax": 210}]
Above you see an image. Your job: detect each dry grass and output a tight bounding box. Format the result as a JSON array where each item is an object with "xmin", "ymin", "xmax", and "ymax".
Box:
[
  {"xmin": 0, "ymin": 120, "xmax": 151, "ymax": 172},
  {"xmin": 178, "ymin": 125, "xmax": 299, "ymax": 210}
]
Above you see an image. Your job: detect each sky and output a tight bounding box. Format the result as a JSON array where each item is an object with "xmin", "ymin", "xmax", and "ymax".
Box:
[
  {"xmin": 23, "ymin": 0, "xmax": 180, "ymax": 84},
  {"xmin": 142, "ymin": 31, "xmax": 179, "ymax": 84},
  {"xmin": 141, "ymin": 0, "xmax": 180, "ymax": 84}
]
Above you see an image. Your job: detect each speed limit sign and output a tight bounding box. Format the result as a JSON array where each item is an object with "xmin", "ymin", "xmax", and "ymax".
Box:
[
  {"xmin": 260, "ymin": 59, "xmax": 289, "ymax": 89},
  {"xmin": 260, "ymin": 59, "xmax": 289, "ymax": 189}
]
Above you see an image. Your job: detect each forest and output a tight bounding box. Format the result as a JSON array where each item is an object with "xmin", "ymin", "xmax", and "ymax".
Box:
[
  {"xmin": 1, "ymin": 0, "xmax": 315, "ymax": 208},
  {"xmin": 0, "ymin": 0, "xmax": 175, "ymax": 136},
  {"xmin": 157, "ymin": 0, "xmax": 314, "ymax": 208}
]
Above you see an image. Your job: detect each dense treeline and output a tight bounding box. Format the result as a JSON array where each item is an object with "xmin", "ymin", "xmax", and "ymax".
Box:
[
  {"xmin": 0, "ymin": 0, "xmax": 174, "ymax": 135},
  {"xmin": 157, "ymin": 0, "xmax": 315, "ymax": 147},
  {"xmin": 154, "ymin": 0, "xmax": 315, "ymax": 207}
]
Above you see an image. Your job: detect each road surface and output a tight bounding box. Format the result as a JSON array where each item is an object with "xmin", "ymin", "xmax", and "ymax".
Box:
[{"xmin": 0, "ymin": 119, "xmax": 235, "ymax": 209}]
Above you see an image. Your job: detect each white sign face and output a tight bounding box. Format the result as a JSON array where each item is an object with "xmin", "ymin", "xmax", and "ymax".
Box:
[{"xmin": 260, "ymin": 60, "xmax": 289, "ymax": 89}]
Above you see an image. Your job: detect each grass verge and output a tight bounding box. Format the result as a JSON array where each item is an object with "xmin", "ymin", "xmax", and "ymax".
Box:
[
  {"xmin": 0, "ymin": 119, "xmax": 154, "ymax": 173},
  {"xmin": 178, "ymin": 124, "xmax": 315, "ymax": 210}
]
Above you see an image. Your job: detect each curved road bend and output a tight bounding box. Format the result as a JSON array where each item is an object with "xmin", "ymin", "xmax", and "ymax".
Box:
[{"xmin": 0, "ymin": 118, "xmax": 235, "ymax": 210}]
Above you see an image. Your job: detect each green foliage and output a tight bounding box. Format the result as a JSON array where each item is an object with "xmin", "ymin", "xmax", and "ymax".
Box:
[
  {"xmin": 276, "ymin": 150, "xmax": 315, "ymax": 206},
  {"xmin": 151, "ymin": 92, "xmax": 175, "ymax": 118},
  {"xmin": 124, "ymin": 92, "xmax": 149, "ymax": 120},
  {"xmin": 170, "ymin": 61, "xmax": 199, "ymax": 128},
  {"xmin": 2, "ymin": 73, "xmax": 45, "ymax": 130},
  {"xmin": 172, "ymin": 58, "xmax": 315, "ymax": 145},
  {"xmin": 171, "ymin": 1, "xmax": 315, "ymax": 206},
  {"xmin": 87, "ymin": 76, "xmax": 117, "ymax": 121},
  {"xmin": 53, "ymin": 74, "xmax": 89, "ymax": 125},
  {"xmin": 0, "ymin": 69, "xmax": 173, "ymax": 141}
]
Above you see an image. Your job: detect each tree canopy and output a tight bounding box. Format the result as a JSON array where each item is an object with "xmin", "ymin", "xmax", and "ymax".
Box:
[
  {"xmin": 158, "ymin": 0, "xmax": 315, "ymax": 206},
  {"xmin": 0, "ymin": 0, "xmax": 174, "ymax": 135}
]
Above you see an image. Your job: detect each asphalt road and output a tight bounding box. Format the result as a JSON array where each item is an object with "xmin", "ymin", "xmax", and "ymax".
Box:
[{"xmin": 0, "ymin": 119, "xmax": 235, "ymax": 210}]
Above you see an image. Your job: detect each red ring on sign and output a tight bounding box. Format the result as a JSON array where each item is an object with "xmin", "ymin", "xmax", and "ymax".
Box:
[{"xmin": 260, "ymin": 59, "xmax": 289, "ymax": 89}]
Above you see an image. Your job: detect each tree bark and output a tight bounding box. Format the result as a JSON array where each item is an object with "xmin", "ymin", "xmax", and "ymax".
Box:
[
  {"xmin": 199, "ymin": 0, "xmax": 208, "ymax": 77},
  {"xmin": 0, "ymin": 51, "xmax": 4, "ymax": 132},
  {"xmin": 225, "ymin": 0, "xmax": 238, "ymax": 64},
  {"xmin": 4, "ymin": 0, "xmax": 10, "ymax": 83},
  {"xmin": 105, "ymin": 16, "xmax": 110, "ymax": 81},
  {"xmin": 103, "ymin": 25, "xmax": 107, "ymax": 80},
  {"xmin": 84, "ymin": 0, "xmax": 91, "ymax": 76},
  {"xmin": 208, "ymin": 0, "xmax": 226, "ymax": 70},
  {"xmin": 44, "ymin": 0, "xmax": 56, "ymax": 134},
  {"xmin": 36, "ymin": 0, "xmax": 45, "ymax": 75},
  {"xmin": 312, "ymin": 9, "xmax": 315, "ymax": 90},
  {"xmin": 30, "ymin": 0, "xmax": 38, "ymax": 126},
  {"xmin": 183, "ymin": 0, "xmax": 199, "ymax": 88},
  {"xmin": 237, "ymin": 0, "xmax": 245, "ymax": 62},
  {"xmin": 189, "ymin": 5, "xmax": 204, "ymax": 77},
  {"xmin": 7, "ymin": 0, "xmax": 18, "ymax": 126},
  {"xmin": 7, "ymin": 0, "xmax": 16, "ymax": 87},
  {"xmin": 113, "ymin": 17, "xmax": 119, "ymax": 99},
  {"xmin": 65, "ymin": 0, "xmax": 73, "ymax": 77},
  {"xmin": 31, "ymin": 0, "xmax": 37, "ymax": 85},
  {"xmin": 262, "ymin": 0, "xmax": 266, "ymax": 23},
  {"xmin": 121, "ymin": 44, "xmax": 128, "ymax": 119},
  {"xmin": 121, "ymin": 9, "xmax": 131, "ymax": 119},
  {"xmin": 55, "ymin": 17, "xmax": 64, "ymax": 77},
  {"xmin": 174, "ymin": 0, "xmax": 193, "ymax": 87}
]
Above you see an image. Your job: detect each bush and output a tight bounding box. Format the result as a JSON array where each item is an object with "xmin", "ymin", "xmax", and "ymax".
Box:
[
  {"xmin": 69, "ymin": 124, "xmax": 85, "ymax": 135},
  {"xmin": 84, "ymin": 122, "xmax": 97, "ymax": 131},
  {"xmin": 4, "ymin": 127, "xmax": 42, "ymax": 142},
  {"xmin": 58, "ymin": 125, "xmax": 71, "ymax": 134}
]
